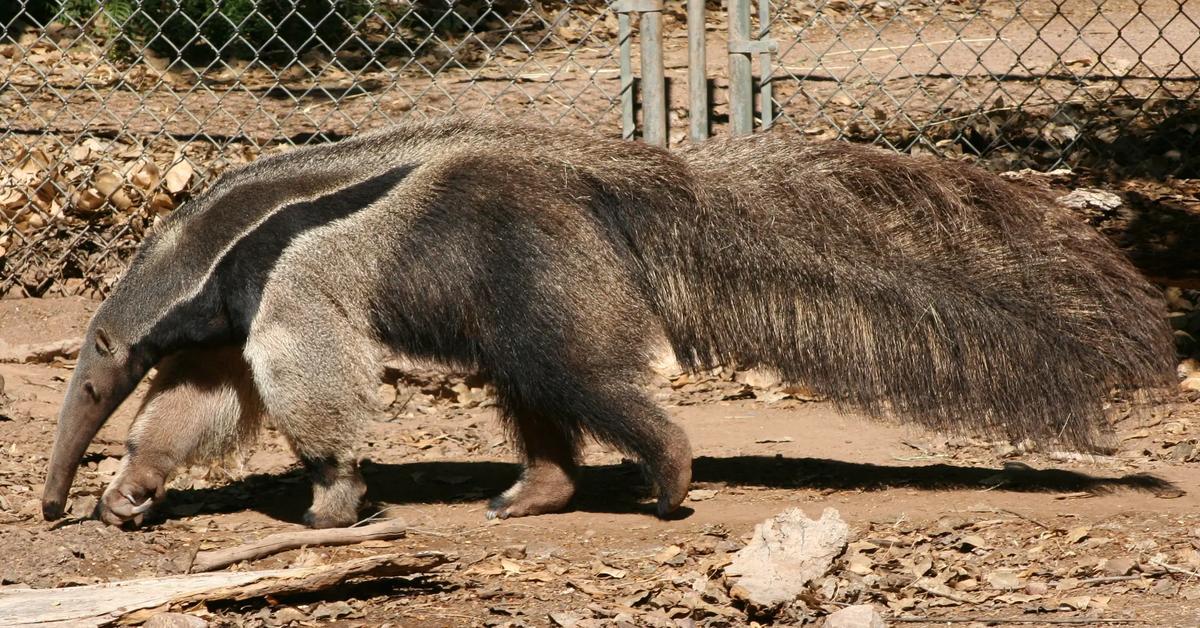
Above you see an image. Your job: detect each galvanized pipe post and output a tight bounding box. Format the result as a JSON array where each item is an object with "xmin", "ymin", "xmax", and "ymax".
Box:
[
  {"xmin": 757, "ymin": 0, "xmax": 773, "ymax": 130},
  {"xmin": 618, "ymin": 10, "xmax": 635, "ymax": 140},
  {"xmin": 727, "ymin": 0, "xmax": 754, "ymax": 135},
  {"xmin": 687, "ymin": 0, "xmax": 708, "ymax": 142},
  {"xmin": 639, "ymin": 7, "xmax": 667, "ymax": 146},
  {"xmin": 616, "ymin": 0, "xmax": 666, "ymax": 146}
]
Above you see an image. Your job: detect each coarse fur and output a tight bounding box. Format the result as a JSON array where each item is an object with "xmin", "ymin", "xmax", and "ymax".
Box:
[
  {"xmin": 674, "ymin": 135, "xmax": 1173, "ymax": 446},
  {"xmin": 99, "ymin": 346, "xmax": 263, "ymax": 526},
  {"xmin": 41, "ymin": 118, "xmax": 1174, "ymax": 529}
]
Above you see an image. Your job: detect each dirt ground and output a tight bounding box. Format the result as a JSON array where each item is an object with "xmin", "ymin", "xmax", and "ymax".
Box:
[
  {"xmin": 2, "ymin": 3, "xmax": 1200, "ymax": 626},
  {"xmin": 2, "ymin": 297, "xmax": 1200, "ymax": 627}
]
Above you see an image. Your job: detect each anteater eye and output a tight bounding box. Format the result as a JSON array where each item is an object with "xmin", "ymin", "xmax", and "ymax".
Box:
[{"xmin": 83, "ymin": 382, "xmax": 100, "ymax": 402}]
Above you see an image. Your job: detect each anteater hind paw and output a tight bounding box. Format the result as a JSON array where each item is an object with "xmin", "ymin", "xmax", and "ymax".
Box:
[
  {"xmin": 484, "ymin": 467, "xmax": 576, "ymax": 519},
  {"xmin": 302, "ymin": 507, "xmax": 360, "ymax": 529}
]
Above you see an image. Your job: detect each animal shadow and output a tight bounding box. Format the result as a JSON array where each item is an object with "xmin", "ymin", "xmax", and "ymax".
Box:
[{"xmin": 149, "ymin": 454, "xmax": 1182, "ymax": 526}]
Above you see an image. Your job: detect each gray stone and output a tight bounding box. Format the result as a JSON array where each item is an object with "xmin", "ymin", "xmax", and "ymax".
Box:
[
  {"xmin": 726, "ymin": 508, "xmax": 849, "ymax": 608},
  {"xmin": 143, "ymin": 613, "xmax": 209, "ymax": 628},
  {"xmin": 824, "ymin": 604, "xmax": 885, "ymax": 628}
]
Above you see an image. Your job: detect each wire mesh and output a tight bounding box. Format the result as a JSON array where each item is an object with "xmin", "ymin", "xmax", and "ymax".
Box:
[
  {"xmin": 0, "ymin": 1, "xmax": 625, "ymax": 297},
  {"xmin": 2, "ymin": 1, "xmax": 1198, "ymax": 298},
  {"xmin": 761, "ymin": 0, "xmax": 1200, "ymax": 173}
]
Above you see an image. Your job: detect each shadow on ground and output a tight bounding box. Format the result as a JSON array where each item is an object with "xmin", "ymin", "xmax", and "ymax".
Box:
[{"xmin": 141, "ymin": 455, "xmax": 1182, "ymax": 526}]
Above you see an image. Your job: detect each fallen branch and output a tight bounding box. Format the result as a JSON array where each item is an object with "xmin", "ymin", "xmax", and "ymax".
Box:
[
  {"xmin": 1149, "ymin": 558, "xmax": 1200, "ymax": 579},
  {"xmin": 1075, "ymin": 574, "xmax": 1148, "ymax": 586},
  {"xmin": 912, "ymin": 580, "xmax": 977, "ymax": 604},
  {"xmin": 190, "ymin": 517, "xmax": 408, "ymax": 573},
  {"xmin": 0, "ymin": 552, "xmax": 449, "ymax": 627}
]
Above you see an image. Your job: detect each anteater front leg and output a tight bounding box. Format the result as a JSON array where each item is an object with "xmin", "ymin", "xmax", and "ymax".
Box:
[
  {"xmin": 100, "ymin": 346, "xmax": 263, "ymax": 526},
  {"xmin": 244, "ymin": 298, "xmax": 374, "ymax": 529}
]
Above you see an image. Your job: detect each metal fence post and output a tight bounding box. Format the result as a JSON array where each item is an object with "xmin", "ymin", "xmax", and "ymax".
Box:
[
  {"xmin": 616, "ymin": 0, "xmax": 666, "ymax": 146},
  {"xmin": 688, "ymin": 0, "xmax": 708, "ymax": 142},
  {"xmin": 639, "ymin": 6, "xmax": 667, "ymax": 146},
  {"xmin": 728, "ymin": 0, "xmax": 776, "ymax": 135},
  {"xmin": 619, "ymin": 10, "xmax": 635, "ymax": 140},
  {"xmin": 757, "ymin": 0, "xmax": 773, "ymax": 131},
  {"xmin": 728, "ymin": 0, "xmax": 754, "ymax": 135}
]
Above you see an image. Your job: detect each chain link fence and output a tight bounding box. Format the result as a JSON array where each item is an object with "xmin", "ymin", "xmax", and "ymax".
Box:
[
  {"xmin": 757, "ymin": 0, "xmax": 1200, "ymax": 173},
  {"xmin": 2, "ymin": 1, "xmax": 1198, "ymax": 298},
  {"xmin": 0, "ymin": 1, "xmax": 627, "ymax": 297}
]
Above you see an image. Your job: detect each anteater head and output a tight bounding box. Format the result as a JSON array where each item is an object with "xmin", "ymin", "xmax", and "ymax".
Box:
[
  {"xmin": 41, "ymin": 219, "xmax": 230, "ymax": 520},
  {"xmin": 41, "ymin": 315, "xmax": 155, "ymax": 520}
]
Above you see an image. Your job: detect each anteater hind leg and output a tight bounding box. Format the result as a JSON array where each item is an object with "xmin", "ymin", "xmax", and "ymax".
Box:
[
  {"xmin": 587, "ymin": 385, "xmax": 693, "ymax": 517},
  {"xmin": 487, "ymin": 373, "xmax": 693, "ymax": 519},
  {"xmin": 487, "ymin": 403, "xmax": 580, "ymax": 519},
  {"xmin": 100, "ymin": 346, "xmax": 263, "ymax": 526},
  {"xmin": 244, "ymin": 303, "xmax": 374, "ymax": 529}
]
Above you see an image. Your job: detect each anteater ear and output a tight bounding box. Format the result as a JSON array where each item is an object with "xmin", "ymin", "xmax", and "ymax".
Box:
[{"xmin": 95, "ymin": 328, "xmax": 115, "ymax": 357}]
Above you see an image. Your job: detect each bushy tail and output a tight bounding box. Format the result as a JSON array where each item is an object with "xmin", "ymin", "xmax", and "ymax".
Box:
[{"xmin": 646, "ymin": 136, "xmax": 1174, "ymax": 449}]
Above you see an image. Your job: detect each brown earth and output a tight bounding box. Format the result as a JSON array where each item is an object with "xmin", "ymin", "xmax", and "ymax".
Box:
[{"xmin": 2, "ymin": 297, "xmax": 1199, "ymax": 627}]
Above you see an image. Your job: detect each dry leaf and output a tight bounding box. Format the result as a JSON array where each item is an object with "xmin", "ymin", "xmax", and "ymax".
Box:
[
  {"xmin": 164, "ymin": 160, "xmax": 194, "ymax": 193},
  {"xmin": 1065, "ymin": 526, "xmax": 1091, "ymax": 544},
  {"xmin": 93, "ymin": 170, "xmax": 121, "ymax": 196},
  {"xmin": 847, "ymin": 553, "xmax": 873, "ymax": 575},
  {"xmin": 594, "ymin": 563, "xmax": 627, "ymax": 579},
  {"xmin": 1060, "ymin": 595, "xmax": 1091, "ymax": 610},
  {"xmin": 149, "ymin": 192, "xmax": 175, "ymax": 214},
  {"xmin": 986, "ymin": 570, "xmax": 1024, "ymax": 590},
  {"xmin": 655, "ymin": 545, "xmax": 682, "ymax": 564},
  {"xmin": 131, "ymin": 161, "xmax": 161, "ymax": 190},
  {"xmin": 73, "ymin": 188, "xmax": 104, "ymax": 212}
]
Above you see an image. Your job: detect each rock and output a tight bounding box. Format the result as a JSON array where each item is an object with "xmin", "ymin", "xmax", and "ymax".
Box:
[
  {"xmin": 144, "ymin": 613, "xmax": 209, "ymax": 628},
  {"xmin": 1057, "ymin": 188, "xmax": 1122, "ymax": 214},
  {"xmin": 823, "ymin": 604, "xmax": 885, "ymax": 628},
  {"xmin": 687, "ymin": 489, "xmax": 717, "ymax": 502},
  {"xmin": 725, "ymin": 507, "xmax": 849, "ymax": 608},
  {"xmin": 1180, "ymin": 376, "xmax": 1200, "ymax": 393},
  {"xmin": 377, "ymin": 383, "xmax": 398, "ymax": 407},
  {"xmin": 0, "ymin": 337, "xmax": 82, "ymax": 364},
  {"xmin": 68, "ymin": 495, "xmax": 97, "ymax": 518},
  {"xmin": 271, "ymin": 607, "xmax": 308, "ymax": 625},
  {"xmin": 549, "ymin": 611, "xmax": 582, "ymax": 627},
  {"xmin": 96, "ymin": 456, "xmax": 123, "ymax": 480}
]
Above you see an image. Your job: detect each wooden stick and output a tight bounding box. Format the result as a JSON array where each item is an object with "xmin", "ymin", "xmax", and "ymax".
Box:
[
  {"xmin": 1075, "ymin": 574, "xmax": 1148, "ymax": 586},
  {"xmin": 913, "ymin": 581, "xmax": 976, "ymax": 604},
  {"xmin": 0, "ymin": 553, "xmax": 449, "ymax": 627},
  {"xmin": 1149, "ymin": 559, "xmax": 1200, "ymax": 579},
  {"xmin": 190, "ymin": 517, "xmax": 408, "ymax": 573}
]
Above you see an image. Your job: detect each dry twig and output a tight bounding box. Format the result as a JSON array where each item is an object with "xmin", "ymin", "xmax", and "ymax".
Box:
[{"xmin": 190, "ymin": 517, "xmax": 408, "ymax": 573}]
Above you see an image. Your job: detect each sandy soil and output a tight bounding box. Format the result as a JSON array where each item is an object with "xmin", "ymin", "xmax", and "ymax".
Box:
[{"xmin": 1, "ymin": 296, "xmax": 1199, "ymax": 627}]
